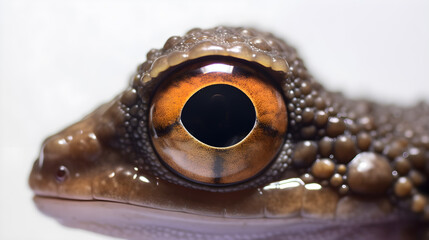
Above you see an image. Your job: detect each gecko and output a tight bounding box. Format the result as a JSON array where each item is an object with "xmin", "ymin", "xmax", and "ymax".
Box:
[{"xmin": 29, "ymin": 26, "xmax": 429, "ymax": 240}]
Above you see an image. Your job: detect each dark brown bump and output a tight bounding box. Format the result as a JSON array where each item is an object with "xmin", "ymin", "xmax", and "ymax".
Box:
[
  {"xmin": 314, "ymin": 110, "xmax": 328, "ymax": 127},
  {"xmin": 294, "ymin": 89, "xmax": 302, "ymax": 98},
  {"xmin": 394, "ymin": 157, "xmax": 411, "ymax": 176},
  {"xmin": 327, "ymin": 107, "xmax": 337, "ymax": 116},
  {"xmin": 302, "ymin": 108, "xmax": 314, "ymax": 123},
  {"xmin": 300, "ymin": 82, "xmax": 312, "ymax": 95},
  {"xmin": 407, "ymin": 147, "xmax": 425, "ymax": 169},
  {"xmin": 318, "ymin": 136, "xmax": 333, "ymax": 158},
  {"xmin": 304, "ymin": 95, "xmax": 314, "ymax": 107},
  {"xmin": 326, "ymin": 117, "xmax": 346, "ymax": 138},
  {"xmin": 146, "ymin": 49, "xmax": 158, "ymax": 60},
  {"xmin": 337, "ymin": 164, "xmax": 347, "ymax": 175},
  {"xmin": 409, "ymin": 170, "xmax": 425, "ymax": 186},
  {"xmin": 314, "ymin": 97, "xmax": 326, "ymax": 110},
  {"xmin": 129, "ymin": 105, "xmax": 140, "ymax": 116},
  {"xmin": 357, "ymin": 132, "xmax": 372, "ymax": 151},
  {"xmin": 394, "ymin": 177, "xmax": 413, "ymax": 197},
  {"xmin": 286, "ymin": 90, "xmax": 295, "ymax": 99},
  {"xmin": 311, "ymin": 159, "xmax": 335, "ymax": 179},
  {"xmin": 132, "ymin": 74, "xmax": 141, "ymax": 87},
  {"xmin": 347, "ymin": 152, "xmax": 393, "ymax": 195},
  {"xmin": 347, "ymin": 122, "xmax": 360, "ymax": 135},
  {"xmin": 373, "ymin": 140, "xmax": 385, "ymax": 153},
  {"xmin": 249, "ymin": 37, "xmax": 271, "ymax": 51},
  {"xmin": 293, "ymin": 141, "xmax": 318, "ymax": 167},
  {"xmin": 120, "ymin": 88, "xmax": 138, "ymax": 107},
  {"xmin": 383, "ymin": 139, "xmax": 408, "ymax": 160},
  {"xmin": 330, "ymin": 173, "xmax": 343, "ymax": 187},
  {"xmin": 300, "ymin": 173, "xmax": 314, "ymax": 183},
  {"xmin": 334, "ymin": 135, "xmax": 357, "ymax": 163},
  {"xmin": 339, "ymin": 184, "xmax": 349, "ymax": 195},
  {"xmin": 358, "ymin": 116, "xmax": 375, "ymax": 131},
  {"xmin": 411, "ymin": 194, "xmax": 427, "ymax": 213},
  {"xmin": 163, "ymin": 36, "xmax": 182, "ymax": 50}
]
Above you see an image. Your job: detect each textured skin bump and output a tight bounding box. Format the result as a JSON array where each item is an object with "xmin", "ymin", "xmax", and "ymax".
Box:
[{"xmin": 347, "ymin": 152, "xmax": 393, "ymax": 195}]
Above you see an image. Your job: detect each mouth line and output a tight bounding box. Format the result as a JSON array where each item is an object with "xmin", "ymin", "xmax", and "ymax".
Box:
[{"xmin": 32, "ymin": 194, "xmax": 406, "ymax": 222}]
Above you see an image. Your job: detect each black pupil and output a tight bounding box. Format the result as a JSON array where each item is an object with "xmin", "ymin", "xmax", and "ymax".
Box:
[{"xmin": 181, "ymin": 84, "xmax": 256, "ymax": 147}]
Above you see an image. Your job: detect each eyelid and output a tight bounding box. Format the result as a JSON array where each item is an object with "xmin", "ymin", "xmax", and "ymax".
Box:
[{"xmin": 133, "ymin": 31, "xmax": 292, "ymax": 96}]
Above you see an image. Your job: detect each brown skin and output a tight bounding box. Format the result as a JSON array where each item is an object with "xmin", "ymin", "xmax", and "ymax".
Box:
[{"xmin": 29, "ymin": 27, "xmax": 429, "ymax": 238}]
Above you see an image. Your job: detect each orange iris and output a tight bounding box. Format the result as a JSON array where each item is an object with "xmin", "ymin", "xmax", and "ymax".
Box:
[{"xmin": 149, "ymin": 58, "xmax": 287, "ymax": 185}]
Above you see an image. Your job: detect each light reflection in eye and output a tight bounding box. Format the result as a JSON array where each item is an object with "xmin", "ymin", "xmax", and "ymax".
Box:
[
  {"xmin": 201, "ymin": 63, "xmax": 234, "ymax": 74},
  {"xmin": 263, "ymin": 178, "xmax": 304, "ymax": 190}
]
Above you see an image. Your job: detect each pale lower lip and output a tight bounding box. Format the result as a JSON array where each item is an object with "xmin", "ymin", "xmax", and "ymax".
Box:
[{"xmin": 33, "ymin": 196, "xmax": 414, "ymax": 240}]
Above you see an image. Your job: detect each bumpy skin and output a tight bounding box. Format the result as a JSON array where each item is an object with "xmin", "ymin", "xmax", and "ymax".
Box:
[{"xmin": 29, "ymin": 27, "xmax": 429, "ymax": 239}]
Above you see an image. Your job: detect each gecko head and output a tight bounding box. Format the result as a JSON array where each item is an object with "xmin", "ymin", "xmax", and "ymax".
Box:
[{"xmin": 29, "ymin": 26, "xmax": 429, "ymax": 239}]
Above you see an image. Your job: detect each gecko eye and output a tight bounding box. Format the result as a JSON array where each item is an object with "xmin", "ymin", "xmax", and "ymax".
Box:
[{"xmin": 149, "ymin": 58, "xmax": 287, "ymax": 186}]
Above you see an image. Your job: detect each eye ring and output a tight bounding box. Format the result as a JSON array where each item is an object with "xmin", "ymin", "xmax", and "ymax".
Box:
[{"xmin": 149, "ymin": 58, "xmax": 287, "ymax": 186}]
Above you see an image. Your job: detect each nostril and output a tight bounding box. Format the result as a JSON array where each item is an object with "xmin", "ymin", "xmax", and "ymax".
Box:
[{"xmin": 56, "ymin": 165, "xmax": 69, "ymax": 183}]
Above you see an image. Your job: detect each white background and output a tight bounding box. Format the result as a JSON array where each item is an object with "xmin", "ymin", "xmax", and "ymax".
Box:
[{"xmin": 0, "ymin": 0, "xmax": 428, "ymax": 239}]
